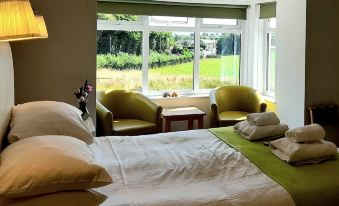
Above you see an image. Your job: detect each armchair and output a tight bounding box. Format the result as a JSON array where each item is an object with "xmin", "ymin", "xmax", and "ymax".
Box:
[
  {"xmin": 96, "ymin": 90, "xmax": 163, "ymax": 136},
  {"xmin": 210, "ymin": 86, "xmax": 267, "ymax": 127}
]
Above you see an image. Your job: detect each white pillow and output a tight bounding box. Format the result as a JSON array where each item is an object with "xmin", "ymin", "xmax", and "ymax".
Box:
[
  {"xmin": 0, "ymin": 135, "xmax": 113, "ymax": 198},
  {"xmin": 8, "ymin": 101, "xmax": 93, "ymax": 144}
]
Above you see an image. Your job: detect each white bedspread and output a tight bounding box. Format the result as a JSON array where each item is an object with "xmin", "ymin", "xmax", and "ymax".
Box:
[{"xmin": 91, "ymin": 130, "xmax": 295, "ymax": 206}]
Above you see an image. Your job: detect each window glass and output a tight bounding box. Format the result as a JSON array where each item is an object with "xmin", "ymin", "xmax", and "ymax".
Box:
[
  {"xmin": 199, "ymin": 32, "xmax": 241, "ymax": 89},
  {"xmin": 97, "ymin": 30, "xmax": 142, "ymax": 91},
  {"xmin": 266, "ymin": 33, "xmax": 276, "ymax": 95},
  {"xmin": 149, "ymin": 16, "xmax": 195, "ymax": 27},
  {"xmin": 148, "ymin": 32, "xmax": 194, "ymax": 91},
  {"xmin": 268, "ymin": 18, "xmax": 276, "ymax": 29},
  {"xmin": 202, "ymin": 18, "xmax": 237, "ymax": 26}
]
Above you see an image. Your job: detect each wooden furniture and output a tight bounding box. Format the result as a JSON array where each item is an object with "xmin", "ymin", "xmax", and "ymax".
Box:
[{"xmin": 161, "ymin": 107, "xmax": 206, "ymax": 132}]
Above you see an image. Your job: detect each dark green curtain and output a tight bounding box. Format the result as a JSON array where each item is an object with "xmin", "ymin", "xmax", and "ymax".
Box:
[
  {"xmin": 260, "ymin": 2, "xmax": 276, "ymax": 19},
  {"xmin": 97, "ymin": 0, "xmax": 248, "ymax": 19}
]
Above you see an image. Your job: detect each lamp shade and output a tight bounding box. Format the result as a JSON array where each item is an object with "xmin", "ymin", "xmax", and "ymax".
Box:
[
  {"xmin": 35, "ymin": 15, "xmax": 48, "ymax": 38},
  {"xmin": 0, "ymin": 0, "xmax": 42, "ymax": 41}
]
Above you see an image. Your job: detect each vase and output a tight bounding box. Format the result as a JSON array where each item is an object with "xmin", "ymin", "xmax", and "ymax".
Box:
[{"xmin": 79, "ymin": 102, "xmax": 89, "ymax": 120}]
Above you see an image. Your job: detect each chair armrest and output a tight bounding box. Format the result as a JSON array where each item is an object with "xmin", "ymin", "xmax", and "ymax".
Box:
[
  {"xmin": 250, "ymin": 91, "xmax": 267, "ymax": 113},
  {"xmin": 209, "ymin": 89, "xmax": 220, "ymax": 128},
  {"xmin": 96, "ymin": 101, "xmax": 113, "ymax": 136},
  {"xmin": 133, "ymin": 93, "xmax": 163, "ymax": 126}
]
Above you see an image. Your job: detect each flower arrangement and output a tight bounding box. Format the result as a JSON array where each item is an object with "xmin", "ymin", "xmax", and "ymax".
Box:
[{"xmin": 74, "ymin": 80, "xmax": 93, "ymax": 120}]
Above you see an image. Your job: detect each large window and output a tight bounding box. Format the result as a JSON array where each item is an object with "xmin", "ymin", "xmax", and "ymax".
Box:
[
  {"xmin": 264, "ymin": 18, "xmax": 276, "ymax": 97},
  {"xmin": 97, "ymin": 14, "xmax": 243, "ymax": 93}
]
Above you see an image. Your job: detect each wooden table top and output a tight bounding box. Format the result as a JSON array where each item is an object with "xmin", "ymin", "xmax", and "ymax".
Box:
[{"xmin": 162, "ymin": 107, "xmax": 206, "ymax": 118}]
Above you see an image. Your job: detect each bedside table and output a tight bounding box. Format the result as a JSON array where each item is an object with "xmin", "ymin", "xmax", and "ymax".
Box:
[
  {"xmin": 161, "ymin": 107, "xmax": 206, "ymax": 132},
  {"xmin": 84, "ymin": 117, "xmax": 96, "ymax": 136}
]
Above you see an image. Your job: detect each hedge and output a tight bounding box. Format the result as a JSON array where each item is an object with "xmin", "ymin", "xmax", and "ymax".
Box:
[{"xmin": 97, "ymin": 51, "xmax": 193, "ymax": 70}]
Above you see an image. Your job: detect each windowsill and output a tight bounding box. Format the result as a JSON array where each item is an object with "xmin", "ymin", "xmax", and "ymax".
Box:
[
  {"xmin": 146, "ymin": 91, "xmax": 210, "ymax": 100},
  {"xmin": 262, "ymin": 95, "xmax": 276, "ymax": 103}
]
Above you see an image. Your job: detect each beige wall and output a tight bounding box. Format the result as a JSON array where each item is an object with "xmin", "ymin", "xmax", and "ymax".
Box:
[
  {"xmin": 10, "ymin": 0, "xmax": 97, "ymax": 119},
  {"xmin": 305, "ymin": 0, "xmax": 339, "ymax": 145},
  {"xmin": 305, "ymin": 0, "xmax": 339, "ymax": 113}
]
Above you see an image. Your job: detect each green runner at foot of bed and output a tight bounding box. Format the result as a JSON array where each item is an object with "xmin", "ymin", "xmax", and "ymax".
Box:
[{"xmin": 210, "ymin": 127, "xmax": 339, "ymax": 206}]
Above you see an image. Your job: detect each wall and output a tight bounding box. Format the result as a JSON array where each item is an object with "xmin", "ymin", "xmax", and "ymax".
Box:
[
  {"xmin": 275, "ymin": 0, "xmax": 306, "ymax": 128},
  {"xmin": 305, "ymin": 0, "xmax": 339, "ymax": 114},
  {"xmin": 10, "ymin": 0, "xmax": 97, "ymax": 119},
  {"xmin": 305, "ymin": 0, "xmax": 339, "ymax": 145}
]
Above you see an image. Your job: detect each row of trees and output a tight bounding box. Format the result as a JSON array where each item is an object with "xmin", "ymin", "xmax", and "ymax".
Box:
[{"xmin": 96, "ymin": 14, "xmax": 241, "ymax": 56}]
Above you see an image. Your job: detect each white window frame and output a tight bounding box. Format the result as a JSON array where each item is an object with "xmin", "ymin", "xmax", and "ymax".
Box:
[
  {"xmin": 263, "ymin": 18, "xmax": 276, "ymax": 98},
  {"xmin": 97, "ymin": 15, "xmax": 245, "ymax": 96}
]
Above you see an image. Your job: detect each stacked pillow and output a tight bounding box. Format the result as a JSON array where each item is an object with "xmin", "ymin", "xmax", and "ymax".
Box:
[
  {"xmin": 270, "ymin": 124, "xmax": 337, "ymax": 165},
  {"xmin": 234, "ymin": 112, "xmax": 289, "ymax": 141},
  {"xmin": 0, "ymin": 101, "xmax": 113, "ymax": 198}
]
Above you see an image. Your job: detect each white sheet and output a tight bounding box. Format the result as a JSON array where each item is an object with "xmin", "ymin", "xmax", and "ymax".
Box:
[{"xmin": 91, "ymin": 130, "xmax": 295, "ymax": 206}]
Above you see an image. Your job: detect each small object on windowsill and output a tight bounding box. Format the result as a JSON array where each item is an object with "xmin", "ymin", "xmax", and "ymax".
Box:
[
  {"xmin": 163, "ymin": 91, "xmax": 179, "ymax": 98},
  {"xmin": 74, "ymin": 80, "xmax": 93, "ymax": 120},
  {"xmin": 171, "ymin": 91, "xmax": 178, "ymax": 97},
  {"xmin": 163, "ymin": 92, "xmax": 171, "ymax": 98}
]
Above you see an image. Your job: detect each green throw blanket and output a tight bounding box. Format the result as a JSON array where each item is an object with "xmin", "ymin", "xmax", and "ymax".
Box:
[{"xmin": 210, "ymin": 127, "xmax": 339, "ymax": 206}]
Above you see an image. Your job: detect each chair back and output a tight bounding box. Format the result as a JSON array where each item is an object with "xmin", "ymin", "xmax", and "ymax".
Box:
[
  {"xmin": 97, "ymin": 90, "xmax": 135, "ymax": 119},
  {"xmin": 215, "ymin": 86, "xmax": 263, "ymax": 113}
]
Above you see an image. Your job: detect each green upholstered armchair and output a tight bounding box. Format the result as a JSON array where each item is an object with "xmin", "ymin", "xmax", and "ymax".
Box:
[
  {"xmin": 210, "ymin": 86, "xmax": 267, "ymax": 128},
  {"xmin": 96, "ymin": 90, "xmax": 163, "ymax": 136}
]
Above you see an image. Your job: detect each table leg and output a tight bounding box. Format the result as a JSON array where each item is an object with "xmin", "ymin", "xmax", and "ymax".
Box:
[
  {"xmin": 165, "ymin": 119, "xmax": 171, "ymax": 132},
  {"xmin": 188, "ymin": 119, "xmax": 194, "ymax": 130},
  {"xmin": 198, "ymin": 117, "xmax": 204, "ymax": 129}
]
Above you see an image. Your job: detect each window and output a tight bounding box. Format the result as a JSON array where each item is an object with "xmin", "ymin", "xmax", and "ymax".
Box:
[
  {"xmin": 264, "ymin": 18, "xmax": 276, "ymax": 97},
  {"xmin": 97, "ymin": 15, "xmax": 243, "ymax": 94},
  {"xmin": 148, "ymin": 32, "xmax": 194, "ymax": 91},
  {"xmin": 97, "ymin": 30, "xmax": 143, "ymax": 91},
  {"xmin": 199, "ymin": 32, "xmax": 241, "ymax": 89}
]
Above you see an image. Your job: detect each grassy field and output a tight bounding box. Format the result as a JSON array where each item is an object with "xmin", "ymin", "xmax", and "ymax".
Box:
[{"xmin": 97, "ymin": 56, "xmax": 240, "ymax": 91}]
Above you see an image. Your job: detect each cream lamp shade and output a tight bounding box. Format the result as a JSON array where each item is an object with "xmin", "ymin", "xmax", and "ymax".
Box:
[
  {"xmin": 35, "ymin": 15, "xmax": 48, "ymax": 38},
  {"xmin": 0, "ymin": 0, "xmax": 48, "ymax": 41}
]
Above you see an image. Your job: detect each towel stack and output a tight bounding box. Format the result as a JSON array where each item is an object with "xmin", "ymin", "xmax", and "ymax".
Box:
[
  {"xmin": 270, "ymin": 124, "xmax": 337, "ymax": 165},
  {"xmin": 234, "ymin": 112, "xmax": 289, "ymax": 141}
]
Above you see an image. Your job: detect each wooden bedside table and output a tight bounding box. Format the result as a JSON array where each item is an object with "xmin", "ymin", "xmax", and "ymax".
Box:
[
  {"xmin": 84, "ymin": 117, "xmax": 96, "ymax": 136},
  {"xmin": 161, "ymin": 107, "xmax": 206, "ymax": 132}
]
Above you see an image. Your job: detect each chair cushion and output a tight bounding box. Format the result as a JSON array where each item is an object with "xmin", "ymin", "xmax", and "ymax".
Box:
[
  {"xmin": 219, "ymin": 111, "xmax": 249, "ymax": 121},
  {"xmin": 113, "ymin": 119, "xmax": 157, "ymax": 136}
]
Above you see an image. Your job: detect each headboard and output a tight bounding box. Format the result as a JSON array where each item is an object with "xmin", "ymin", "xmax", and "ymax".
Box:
[{"xmin": 0, "ymin": 42, "xmax": 14, "ymax": 150}]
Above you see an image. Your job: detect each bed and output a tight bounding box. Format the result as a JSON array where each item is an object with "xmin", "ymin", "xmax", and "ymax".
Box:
[{"xmin": 0, "ymin": 42, "xmax": 339, "ymax": 206}]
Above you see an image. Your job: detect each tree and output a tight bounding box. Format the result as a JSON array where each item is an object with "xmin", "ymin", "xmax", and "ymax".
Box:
[{"xmin": 216, "ymin": 34, "xmax": 241, "ymax": 55}]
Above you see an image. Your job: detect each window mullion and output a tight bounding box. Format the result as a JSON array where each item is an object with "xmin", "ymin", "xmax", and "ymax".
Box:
[
  {"xmin": 142, "ymin": 17, "xmax": 149, "ymax": 92},
  {"xmin": 193, "ymin": 18, "xmax": 202, "ymax": 91}
]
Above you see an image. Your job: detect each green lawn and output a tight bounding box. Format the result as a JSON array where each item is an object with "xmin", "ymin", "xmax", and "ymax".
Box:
[{"xmin": 97, "ymin": 56, "xmax": 240, "ymax": 91}]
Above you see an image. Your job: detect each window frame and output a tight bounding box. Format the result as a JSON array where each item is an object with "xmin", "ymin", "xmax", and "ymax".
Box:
[
  {"xmin": 263, "ymin": 18, "xmax": 276, "ymax": 98},
  {"xmin": 97, "ymin": 15, "xmax": 244, "ymax": 95}
]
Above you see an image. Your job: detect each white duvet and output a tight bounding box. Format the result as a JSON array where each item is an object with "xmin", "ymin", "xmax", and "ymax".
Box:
[{"xmin": 91, "ymin": 130, "xmax": 295, "ymax": 206}]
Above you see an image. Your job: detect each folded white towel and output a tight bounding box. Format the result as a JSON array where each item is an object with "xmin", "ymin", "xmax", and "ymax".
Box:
[
  {"xmin": 247, "ymin": 112, "xmax": 280, "ymax": 126},
  {"xmin": 270, "ymin": 137, "xmax": 337, "ymax": 164},
  {"xmin": 234, "ymin": 121, "xmax": 289, "ymax": 141},
  {"xmin": 286, "ymin": 124, "xmax": 325, "ymax": 143}
]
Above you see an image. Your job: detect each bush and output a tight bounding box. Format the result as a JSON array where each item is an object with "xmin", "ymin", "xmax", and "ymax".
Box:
[{"xmin": 97, "ymin": 52, "xmax": 193, "ymax": 70}]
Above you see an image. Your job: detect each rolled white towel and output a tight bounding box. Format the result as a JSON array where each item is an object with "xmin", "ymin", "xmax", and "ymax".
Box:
[
  {"xmin": 270, "ymin": 137, "xmax": 337, "ymax": 164},
  {"xmin": 234, "ymin": 121, "xmax": 289, "ymax": 141},
  {"xmin": 286, "ymin": 124, "xmax": 325, "ymax": 143},
  {"xmin": 247, "ymin": 112, "xmax": 280, "ymax": 126}
]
